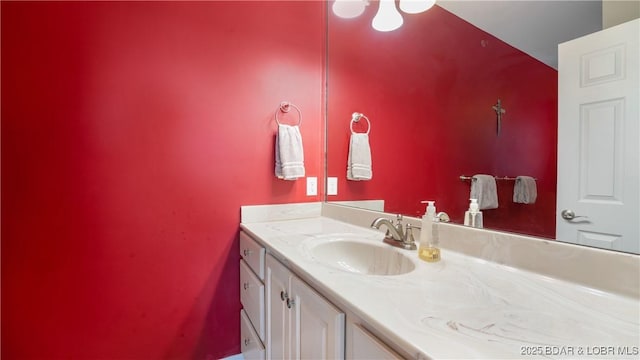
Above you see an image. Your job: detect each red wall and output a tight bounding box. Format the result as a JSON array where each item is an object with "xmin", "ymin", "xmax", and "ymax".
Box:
[
  {"xmin": 1, "ymin": 1, "xmax": 324, "ymax": 359},
  {"xmin": 327, "ymin": 5, "xmax": 557, "ymax": 238}
]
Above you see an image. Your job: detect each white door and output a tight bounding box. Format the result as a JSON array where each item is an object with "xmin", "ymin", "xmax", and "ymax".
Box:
[
  {"xmin": 557, "ymin": 19, "xmax": 639, "ymax": 254},
  {"xmin": 265, "ymin": 254, "xmax": 291, "ymax": 359},
  {"xmin": 291, "ymin": 276, "xmax": 345, "ymax": 360}
]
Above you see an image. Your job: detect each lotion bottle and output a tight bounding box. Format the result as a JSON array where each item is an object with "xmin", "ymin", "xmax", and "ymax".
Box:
[{"xmin": 418, "ymin": 201, "xmax": 441, "ymax": 262}]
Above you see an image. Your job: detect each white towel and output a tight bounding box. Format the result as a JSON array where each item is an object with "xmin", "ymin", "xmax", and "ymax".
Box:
[
  {"xmin": 513, "ymin": 176, "xmax": 537, "ymax": 204},
  {"xmin": 347, "ymin": 133, "xmax": 372, "ymax": 181},
  {"xmin": 470, "ymin": 174, "xmax": 498, "ymax": 209},
  {"xmin": 275, "ymin": 124, "xmax": 305, "ymax": 180}
]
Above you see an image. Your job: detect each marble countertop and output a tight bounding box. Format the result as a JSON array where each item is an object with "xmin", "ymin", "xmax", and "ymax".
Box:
[{"xmin": 241, "ymin": 216, "xmax": 640, "ymax": 359}]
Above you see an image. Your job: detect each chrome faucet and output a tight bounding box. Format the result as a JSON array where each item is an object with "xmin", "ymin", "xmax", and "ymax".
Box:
[{"xmin": 371, "ymin": 214, "xmax": 418, "ymax": 250}]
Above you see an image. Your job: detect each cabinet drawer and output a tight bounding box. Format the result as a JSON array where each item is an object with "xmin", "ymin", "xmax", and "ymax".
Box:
[
  {"xmin": 240, "ymin": 259, "xmax": 265, "ymax": 341},
  {"xmin": 241, "ymin": 309, "xmax": 265, "ymax": 360},
  {"xmin": 240, "ymin": 231, "xmax": 265, "ymax": 280}
]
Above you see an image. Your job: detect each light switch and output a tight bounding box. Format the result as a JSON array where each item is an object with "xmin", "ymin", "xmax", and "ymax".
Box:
[
  {"xmin": 306, "ymin": 177, "xmax": 317, "ymax": 196},
  {"xmin": 327, "ymin": 177, "xmax": 338, "ymax": 195}
]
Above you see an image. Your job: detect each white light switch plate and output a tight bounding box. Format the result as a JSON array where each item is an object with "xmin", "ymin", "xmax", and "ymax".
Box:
[
  {"xmin": 327, "ymin": 177, "xmax": 338, "ymax": 195},
  {"xmin": 306, "ymin": 177, "xmax": 317, "ymax": 196}
]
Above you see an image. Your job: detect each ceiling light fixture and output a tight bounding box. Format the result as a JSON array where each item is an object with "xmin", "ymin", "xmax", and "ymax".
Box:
[
  {"xmin": 332, "ymin": 0, "xmax": 368, "ymax": 19},
  {"xmin": 372, "ymin": 0, "xmax": 404, "ymax": 32},
  {"xmin": 332, "ymin": 1, "xmax": 436, "ymax": 32}
]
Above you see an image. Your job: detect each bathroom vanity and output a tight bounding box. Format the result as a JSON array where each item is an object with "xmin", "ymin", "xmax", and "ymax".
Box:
[{"xmin": 239, "ymin": 202, "xmax": 640, "ymax": 359}]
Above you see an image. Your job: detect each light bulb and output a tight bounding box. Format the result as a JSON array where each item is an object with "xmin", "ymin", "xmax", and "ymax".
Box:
[
  {"xmin": 399, "ymin": 0, "xmax": 435, "ymax": 14},
  {"xmin": 332, "ymin": 0, "xmax": 367, "ymax": 19},
  {"xmin": 372, "ymin": 0, "xmax": 403, "ymax": 32}
]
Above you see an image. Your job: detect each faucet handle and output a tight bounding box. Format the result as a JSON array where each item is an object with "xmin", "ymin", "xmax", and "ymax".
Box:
[
  {"xmin": 436, "ymin": 212, "xmax": 450, "ymax": 223},
  {"xmin": 405, "ymin": 223, "xmax": 417, "ymax": 244},
  {"xmin": 395, "ymin": 214, "xmax": 403, "ymax": 224},
  {"xmin": 406, "ymin": 223, "xmax": 421, "ymax": 230}
]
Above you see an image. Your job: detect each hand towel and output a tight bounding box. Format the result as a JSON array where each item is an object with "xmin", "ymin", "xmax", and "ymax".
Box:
[
  {"xmin": 513, "ymin": 176, "xmax": 537, "ymax": 204},
  {"xmin": 275, "ymin": 124, "xmax": 305, "ymax": 180},
  {"xmin": 347, "ymin": 133, "xmax": 372, "ymax": 181},
  {"xmin": 470, "ymin": 174, "xmax": 499, "ymax": 209}
]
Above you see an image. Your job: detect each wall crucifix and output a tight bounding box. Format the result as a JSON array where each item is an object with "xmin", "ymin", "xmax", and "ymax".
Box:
[{"xmin": 492, "ymin": 99, "xmax": 506, "ymax": 135}]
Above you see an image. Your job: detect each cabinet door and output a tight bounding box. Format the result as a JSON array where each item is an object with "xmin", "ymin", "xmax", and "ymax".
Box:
[
  {"xmin": 346, "ymin": 321, "xmax": 402, "ymax": 360},
  {"xmin": 265, "ymin": 254, "xmax": 291, "ymax": 360},
  {"xmin": 291, "ymin": 276, "xmax": 345, "ymax": 360}
]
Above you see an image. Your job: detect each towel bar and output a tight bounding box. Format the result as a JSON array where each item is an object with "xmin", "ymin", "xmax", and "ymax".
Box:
[{"xmin": 459, "ymin": 175, "xmax": 536, "ymax": 181}]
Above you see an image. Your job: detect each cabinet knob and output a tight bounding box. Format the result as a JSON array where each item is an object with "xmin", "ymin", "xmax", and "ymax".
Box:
[
  {"xmin": 286, "ymin": 297, "xmax": 295, "ymax": 309},
  {"xmin": 280, "ymin": 291, "xmax": 288, "ymax": 301},
  {"xmin": 243, "ymin": 249, "xmax": 252, "ymax": 257},
  {"xmin": 243, "ymin": 282, "xmax": 250, "ymax": 290},
  {"xmin": 244, "ymin": 338, "xmax": 251, "ymax": 346}
]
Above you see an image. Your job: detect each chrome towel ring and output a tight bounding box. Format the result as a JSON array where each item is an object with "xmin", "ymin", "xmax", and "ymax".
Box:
[
  {"xmin": 275, "ymin": 101, "xmax": 302, "ymax": 126},
  {"xmin": 350, "ymin": 112, "xmax": 370, "ymax": 134}
]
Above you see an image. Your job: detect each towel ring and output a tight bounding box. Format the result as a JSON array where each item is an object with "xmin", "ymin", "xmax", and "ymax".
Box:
[
  {"xmin": 275, "ymin": 101, "xmax": 302, "ymax": 126},
  {"xmin": 350, "ymin": 112, "xmax": 370, "ymax": 135}
]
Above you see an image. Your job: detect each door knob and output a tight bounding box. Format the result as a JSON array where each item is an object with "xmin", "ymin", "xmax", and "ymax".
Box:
[{"xmin": 561, "ymin": 209, "xmax": 588, "ymax": 221}]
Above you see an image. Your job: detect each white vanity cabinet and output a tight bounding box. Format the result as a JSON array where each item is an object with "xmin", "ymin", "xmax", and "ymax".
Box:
[
  {"xmin": 239, "ymin": 231, "xmax": 266, "ymax": 360},
  {"xmin": 265, "ymin": 253, "xmax": 345, "ymax": 360},
  {"xmin": 240, "ymin": 229, "xmax": 402, "ymax": 359}
]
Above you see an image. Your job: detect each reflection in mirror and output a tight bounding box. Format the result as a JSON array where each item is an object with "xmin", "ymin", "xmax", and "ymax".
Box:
[
  {"xmin": 327, "ymin": 4, "xmax": 557, "ymax": 239},
  {"xmin": 326, "ymin": 2, "xmax": 640, "ymax": 254}
]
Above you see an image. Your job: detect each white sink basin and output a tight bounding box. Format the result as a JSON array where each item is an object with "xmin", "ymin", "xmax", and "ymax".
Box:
[{"xmin": 310, "ymin": 240, "xmax": 415, "ymax": 276}]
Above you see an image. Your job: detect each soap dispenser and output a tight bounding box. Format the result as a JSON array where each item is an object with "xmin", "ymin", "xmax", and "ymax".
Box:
[
  {"xmin": 464, "ymin": 198, "xmax": 483, "ymax": 228},
  {"xmin": 418, "ymin": 201, "xmax": 441, "ymax": 262}
]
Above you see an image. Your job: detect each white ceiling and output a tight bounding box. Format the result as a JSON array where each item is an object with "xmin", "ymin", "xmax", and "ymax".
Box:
[{"xmin": 436, "ymin": 0, "xmax": 604, "ymax": 69}]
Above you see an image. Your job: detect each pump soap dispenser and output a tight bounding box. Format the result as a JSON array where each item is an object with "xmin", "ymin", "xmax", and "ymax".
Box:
[
  {"xmin": 418, "ymin": 201, "xmax": 441, "ymax": 262},
  {"xmin": 464, "ymin": 198, "xmax": 483, "ymax": 228}
]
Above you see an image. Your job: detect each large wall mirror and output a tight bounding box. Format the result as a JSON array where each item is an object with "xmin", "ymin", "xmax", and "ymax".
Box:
[{"xmin": 325, "ymin": 1, "xmax": 639, "ymax": 254}]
